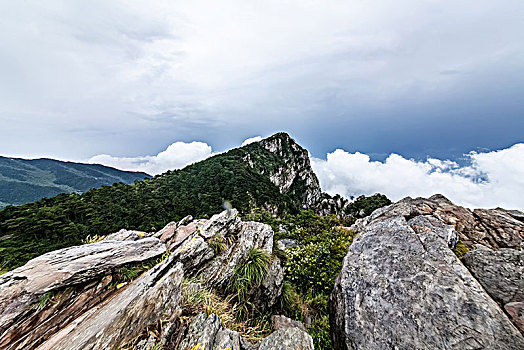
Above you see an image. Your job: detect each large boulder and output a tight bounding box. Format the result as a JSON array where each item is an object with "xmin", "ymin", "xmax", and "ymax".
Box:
[
  {"xmin": 0, "ymin": 237, "xmax": 166, "ymax": 349},
  {"xmin": 330, "ymin": 212, "xmax": 524, "ymax": 349},
  {"xmin": 356, "ymin": 194, "xmax": 524, "ymax": 250},
  {"xmin": 38, "ymin": 258, "xmax": 184, "ymax": 350},
  {"xmin": 462, "ymin": 247, "xmax": 524, "ymax": 333}
]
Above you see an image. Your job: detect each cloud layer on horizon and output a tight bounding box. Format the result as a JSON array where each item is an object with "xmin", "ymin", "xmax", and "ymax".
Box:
[{"xmin": 312, "ymin": 143, "xmax": 524, "ymax": 210}]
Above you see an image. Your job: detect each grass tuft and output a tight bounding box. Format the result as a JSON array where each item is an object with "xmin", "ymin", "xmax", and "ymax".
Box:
[{"xmin": 228, "ymin": 248, "xmax": 271, "ymax": 303}]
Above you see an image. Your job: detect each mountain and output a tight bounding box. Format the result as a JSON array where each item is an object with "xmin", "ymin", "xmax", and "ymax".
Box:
[
  {"xmin": 0, "ymin": 132, "xmax": 353, "ymax": 270},
  {"xmin": 0, "ymin": 156, "xmax": 150, "ymax": 209}
]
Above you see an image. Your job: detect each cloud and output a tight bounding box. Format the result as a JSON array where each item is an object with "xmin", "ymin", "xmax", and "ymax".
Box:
[
  {"xmin": 89, "ymin": 141, "xmax": 213, "ymax": 175},
  {"xmin": 241, "ymin": 136, "xmax": 262, "ymax": 147},
  {"xmin": 88, "ymin": 135, "xmax": 265, "ymax": 175},
  {"xmin": 0, "ymin": 1, "xmax": 523, "ymax": 160},
  {"xmin": 311, "ymin": 143, "xmax": 524, "ymax": 210}
]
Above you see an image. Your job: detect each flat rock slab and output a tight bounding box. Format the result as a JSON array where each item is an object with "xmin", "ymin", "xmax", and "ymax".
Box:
[
  {"xmin": 0, "ymin": 238, "xmax": 166, "ymax": 335},
  {"xmin": 39, "ymin": 258, "xmax": 184, "ymax": 350},
  {"xmin": 331, "ymin": 214, "xmax": 524, "ymax": 350}
]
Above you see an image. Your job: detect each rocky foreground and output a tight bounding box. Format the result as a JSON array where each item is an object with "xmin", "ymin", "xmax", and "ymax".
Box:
[{"xmin": 1, "ymin": 194, "xmax": 523, "ymax": 349}]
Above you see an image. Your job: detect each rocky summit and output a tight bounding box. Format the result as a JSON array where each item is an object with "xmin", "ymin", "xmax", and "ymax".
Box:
[{"xmin": 0, "ymin": 134, "xmax": 523, "ymax": 349}]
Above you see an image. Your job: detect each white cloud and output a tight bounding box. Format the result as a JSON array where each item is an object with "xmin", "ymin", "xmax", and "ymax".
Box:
[
  {"xmin": 311, "ymin": 143, "xmax": 524, "ymax": 210},
  {"xmin": 241, "ymin": 136, "xmax": 262, "ymax": 147},
  {"xmin": 88, "ymin": 141, "xmax": 213, "ymax": 175}
]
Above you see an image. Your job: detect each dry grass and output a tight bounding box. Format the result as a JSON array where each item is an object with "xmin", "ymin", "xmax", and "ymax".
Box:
[
  {"xmin": 82, "ymin": 234, "xmax": 106, "ymax": 244},
  {"xmin": 181, "ymin": 279, "xmax": 272, "ymax": 343}
]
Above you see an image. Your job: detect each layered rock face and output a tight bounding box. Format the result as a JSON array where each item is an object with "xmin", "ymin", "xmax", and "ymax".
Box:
[
  {"xmin": 331, "ymin": 195, "xmax": 524, "ymax": 350},
  {"xmin": 0, "ymin": 208, "xmax": 309, "ymax": 350},
  {"xmin": 259, "ymin": 132, "xmax": 323, "ymax": 209}
]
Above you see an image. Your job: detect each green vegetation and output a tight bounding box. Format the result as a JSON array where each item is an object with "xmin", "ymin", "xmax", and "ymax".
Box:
[
  {"xmin": 345, "ymin": 193, "xmax": 391, "ymax": 217},
  {"xmin": 33, "ymin": 291, "xmax": 55, "ymax": 310},
  {"xmin": 245, "ymin": 194, "xmax": 391, "ymax": 349},
  {"xmin": 453, "ymin": 241, "xmax": 470, "ymax": 259},
  {"xmin": 0, "ymin": 140, "xmax": 309, "ymax": 270},
  {"xmin": 0, "ymin": 156, "xmax": 150, "ymax": 208},
  {"xmin": 228, "ymin": 248, "xmax": 272, "ymax": 303},
  {"xmin": 182, "ymin": 279, "xmax": 272, "ymax": 343}
]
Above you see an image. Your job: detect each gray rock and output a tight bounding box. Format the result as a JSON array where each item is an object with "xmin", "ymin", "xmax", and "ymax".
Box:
[
  {"xmin": 38, "ymin": 258, "xmax": 184, "ymax": 350},
  {"xmin": 462, "ymin": 247, "xmax": 524, "ymax": 333},
  {"xmin": 252, "ymin": 257, "xmax": 284, "ymax": 311},
  {"xmin": 277, "ymin": 239, "xmax": 298, "ymax": 250},
  {"xmin": 462, "ymin": 248, "xmax": 523, "ymax": 305},
  {"xmin": 196, "ymin": 220, "xmax": 274, "ymax": 290},
  {"xmin": 104, "ymin": 228, "xmax": 152, "ymax": 241},
  {"xmin": 176, "ymin": 313, "xmax": 249, "ymax": 350},
  {"xmin": 200, "ymin": 209, "xmax": 242, "ymax": 239},
  {"xmin": 271, "ymin": 315, "xmax": 306, "ymax": 332},
  {"xmin": 0, "ymin": 237, "xmax": 166, "ymax": 340},
  {"xmin": 257, "ymin": 327, "xmax": 314, "ymax": 350},
  {"xmin": 331, "ymin": 214, "xmax": 524, "ymax": 350},
  {"xmin": 355, "ymin": 194, "xmax": 524, "ymax": 250}
]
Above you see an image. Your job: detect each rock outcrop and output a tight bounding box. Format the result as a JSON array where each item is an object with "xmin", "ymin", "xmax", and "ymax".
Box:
[
  {"xmin": 355, "ymin": 194, "xmax": 523, "ymax": 250},
  {"xmin": 0, "ymin": 208, "xmax": 297, "ymax": 350},
  {"xmin": 330, "ymin": 195, "xmax": 524, "ymax": 350},
  {"xmin": 462, "ymin": 247, "xmax": 524, "ymax": 333},
  {"xmin": 0, "ymin": 238, "xmax": 166, "ymax": 349},
  {"xmin": 176, "ymin": 313, "xmax": 313, "ymax": 350}
]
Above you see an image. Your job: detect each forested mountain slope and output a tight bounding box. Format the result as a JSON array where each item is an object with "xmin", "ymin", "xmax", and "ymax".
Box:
[
  {"xmin": 0, "ymin": 133, "xmax": 344, "ymax": 270},
  {"xmin": 0, "ymin": 156, "xmax": 150, "ymax": 208}
]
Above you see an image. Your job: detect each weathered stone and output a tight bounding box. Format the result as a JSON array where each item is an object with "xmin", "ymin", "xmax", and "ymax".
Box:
[
  {"xmin": 0, "ymin": 237, "xmax": 166, "ymax": 341},
  {"xmin": 354, "ymin": 194, "xmax": 524, "ymax": 250},
  {"xmin": 505, "ymin": 302, "xmax": 524, "ymax": 334},
  {"xmin": 257, "ymin": 327, "xmax": 314, "ymax": 350},
  {"xmin": 462, "ymin": 248, "xmax": 523, "ymax": 305},
  {"xmin": 104, "ymin": 229, "xmax": 150, "ymax": 241},
  {"xmin": 196, "ymin": 220, "xmax": 274, "ymax": 290},
  {"xmin": 331, "ymin": 214, "xmax": 524, "ymax": 350},
  {"xmin": 252, "ymin": 257, "xmax": 284, "ymax": 311},
  {"xmin": 38, "ymin": 258, "xmax": 184, "ymax": 350},
  {"xmin": 176, "ymin": 313, "xmax": 249, "ymax": 350},
  {"xmin": 462, "ymin": 247, "xmax": 524, "ymax": 333},
  {"xmin": 271, "ymin": 315, "xmax": 306, "ymax": 332},
  {"xmin": 200, "ymin": 209, "xmax": 242, "ymax": 239}
]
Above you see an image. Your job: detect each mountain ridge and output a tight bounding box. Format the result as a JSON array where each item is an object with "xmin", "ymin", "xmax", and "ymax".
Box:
[{"xmin": 0, "ymin": 156, "xmax": 151, "ymax": 209}]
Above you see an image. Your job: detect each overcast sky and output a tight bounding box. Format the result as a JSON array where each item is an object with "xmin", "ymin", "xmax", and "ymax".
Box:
[{"xmin": 1, "ymin": 1, "xmax": 523, "ymax": 209}]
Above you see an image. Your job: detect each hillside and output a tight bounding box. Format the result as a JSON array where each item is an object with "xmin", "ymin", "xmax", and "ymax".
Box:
[
  {"xmin": 0, "ymin": 156, "xmax": 150, "ymax": 208},
  {"xmin": 0, "ymin": 133, "xmax": 349, "ymax": 270}
]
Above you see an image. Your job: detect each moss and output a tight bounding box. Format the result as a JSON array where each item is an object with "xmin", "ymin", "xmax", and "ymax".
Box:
[{"xmin": 453, "ymin": 241, "xmax": 470, "ymax": 259}]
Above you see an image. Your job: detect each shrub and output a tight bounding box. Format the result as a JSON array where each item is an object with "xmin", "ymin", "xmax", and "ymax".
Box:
[{"xmin": 453, "ymin": 241, "xmax": 470, "ymax": 259}]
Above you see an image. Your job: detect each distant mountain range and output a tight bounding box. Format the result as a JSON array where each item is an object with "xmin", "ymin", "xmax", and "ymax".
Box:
[{"xmin": 0, "ymin": 156, "xmax": 150, "ymax": 209}]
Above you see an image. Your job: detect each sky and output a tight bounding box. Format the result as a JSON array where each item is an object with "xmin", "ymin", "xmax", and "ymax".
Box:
[{"xmin": 1, "ymin": 1, "xmax": 523, "ymax": 209}]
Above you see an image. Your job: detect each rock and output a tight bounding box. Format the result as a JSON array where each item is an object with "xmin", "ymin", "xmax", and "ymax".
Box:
[
  {"xmin": 271, "ymin": 315, "xmax": 306, "ymax": 332},
  {"xmin": 355, "ymin": 194, "xmax": 524, "ymax": 250},
  {"xmin": 0, "ymin": 237, "xmax": 166, "ymax": 344},
  {"xmin": 176, "ymin": 313, "xmax": 251, "ymax": 350},
  {"xmin": 259, "ymin": 132, "xmax": 322, "ymax": 209},
  {"xmin": 277, "ymin": 239, "xmax": 298, "ymax": 250},
  {"xmin": 505, "ymin": 302, "xmax": 524, "ymax": 334},
  {"xmin": 196, "ymin": 220, "xmax": 273, "ymax": 290},
  {"xmin": 252, "ymin": 257, "xmax": 284, "ymax": 311},
  {"xmin": 331, "ymin": 213, "xmax": 524, "ymax": 350},
  {"xmin": 104, "ymin": 229, "xmax": 150, "ymax": 241},
  {"xmin": 38, "ymin": 258, "xmax": 184, "ymax": 350},
  {"xmin": 462, "ymin": 247, "xmax": 524, "ymax": 333},
  {"xmin": 257, "ymin": 327, "xmax": 314, "ymax": 350},
  {"xmin": 462, "ymin": 248, "xmax": 523, "ymax": 305},
  {"xmin": 200, "ymin": 209, "xmax": 242, "ymax": 239}
]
